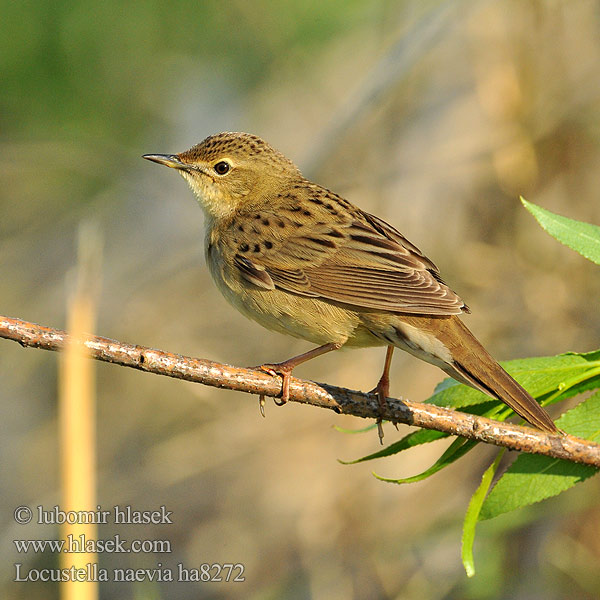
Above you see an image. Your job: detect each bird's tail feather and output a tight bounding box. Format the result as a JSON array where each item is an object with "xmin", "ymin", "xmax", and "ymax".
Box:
[
  {"xmin": 442, "ymin": 320, "xmax": 557, "ymax": 433},
  {"xmin": 449, "ymin": 357, "xmax": 557, "ymax": 432}
]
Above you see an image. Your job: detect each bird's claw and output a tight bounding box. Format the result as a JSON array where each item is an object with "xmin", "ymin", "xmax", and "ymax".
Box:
[
  {"xmin": 253, "ymin": 363, "xmax": 294, "ymax": 408},
  {"xmin": 258, "ymin": 366, "xmax": 278, "ymax": 378},
  {"xmin": 369, "ymin": 377, "xmax": 391, "ymax": 445}
]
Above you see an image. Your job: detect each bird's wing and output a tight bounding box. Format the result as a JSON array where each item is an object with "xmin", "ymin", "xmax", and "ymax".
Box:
[{"xmin": 227, "ymin": 203, "xmax": 468, "ymax": 315}]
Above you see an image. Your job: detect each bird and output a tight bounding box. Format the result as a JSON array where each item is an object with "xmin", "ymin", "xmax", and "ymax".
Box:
[{"xmin": 143, "ymin": 132, "xmax": 557, "ymax": 440}]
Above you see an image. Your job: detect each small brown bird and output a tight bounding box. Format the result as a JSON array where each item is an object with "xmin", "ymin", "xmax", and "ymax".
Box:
[{"xmin": 143, "ymin": 132, "xmax": 557, "ymax": 437}]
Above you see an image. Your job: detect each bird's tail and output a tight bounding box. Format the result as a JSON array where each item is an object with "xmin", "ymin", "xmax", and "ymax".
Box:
[{"xmin": 438, "ymin": 318, "xmax": 558, "ymax": 433}]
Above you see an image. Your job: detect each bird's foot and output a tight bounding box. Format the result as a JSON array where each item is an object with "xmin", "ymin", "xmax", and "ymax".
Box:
[
  {"xmin": 254, "ymin": 361, "xmax": 295, "ymax": 406},
  {"xmin": 369, "ymin": 374, "xmax": 397, "ymax": 444},
  {"xmin": 251, "ymin": 343, "xmax": 342, "ymax": 417}
]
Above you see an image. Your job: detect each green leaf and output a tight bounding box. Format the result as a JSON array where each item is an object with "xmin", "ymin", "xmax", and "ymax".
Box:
[
  {"xmin": 339, "ymin": 428, "xmax": 448, "ymax": 464},
  {"xmin": 374, "ymin": 438, "xmax": 477, "ymax": 484},
  {"xmin": 342, "ymin": 351, "xmax": 600, "ymax": 465},
  {"xmin": 339, "ymin": 401, "xmax": 499, "ymax": 465},
  {"xmin": 479, "ymin": 391, "xmax": 600, "ymax": 520},
  {"xmin": 428, "ymin": 350, "xmax": 600, "ymax": 410},
  {"xmin": 521, "ymin": 197, "xmax": 600, "ymax": 265},
  {"xmin": 462, "ymin": 451, "xmax": 505, "ymax": 577}
]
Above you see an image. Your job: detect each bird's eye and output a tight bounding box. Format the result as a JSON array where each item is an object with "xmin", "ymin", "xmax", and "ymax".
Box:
[{"xmin": 214, "ymin": 161, "xmax": 231, "ymax": 175}]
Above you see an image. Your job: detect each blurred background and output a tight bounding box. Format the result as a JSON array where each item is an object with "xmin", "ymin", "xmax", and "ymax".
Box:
[{"xmin": 2, "ymin": 0, "xmax": 600, "ymax": 598}]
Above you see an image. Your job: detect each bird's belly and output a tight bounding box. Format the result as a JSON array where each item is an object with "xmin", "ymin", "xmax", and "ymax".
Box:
[
  {"xmin": 208, "ymin": 253, "xmax": 379, "ymax": 346},
  {"xmin": 224, "ymin": 286, "xmax": 362, "ymax": 345}
]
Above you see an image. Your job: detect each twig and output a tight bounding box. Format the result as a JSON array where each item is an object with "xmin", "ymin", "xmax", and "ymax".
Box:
[{"xmin": 1, "ymin": 315, "xmax": 599, "ymax": 468}]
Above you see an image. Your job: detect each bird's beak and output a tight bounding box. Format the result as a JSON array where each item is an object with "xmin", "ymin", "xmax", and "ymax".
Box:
[{"xmin": 142, "ymin": 154, "xmax": 188, "ymax": 170}]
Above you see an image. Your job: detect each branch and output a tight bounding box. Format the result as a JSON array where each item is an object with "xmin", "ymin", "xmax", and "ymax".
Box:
[{"xmin": 2, "ymin": 315, "xmax": 599, "ymax": 468}]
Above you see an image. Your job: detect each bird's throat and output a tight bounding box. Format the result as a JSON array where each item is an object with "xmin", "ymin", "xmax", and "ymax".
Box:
[{"xmin": 179, "ymin": 170, "xmax": 237, "ymax": 222}]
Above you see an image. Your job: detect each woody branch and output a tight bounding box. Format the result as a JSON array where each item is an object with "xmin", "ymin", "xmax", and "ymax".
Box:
[{"xmin": 1, "ymin": 315, "xmax": 599, "ymax": 468}]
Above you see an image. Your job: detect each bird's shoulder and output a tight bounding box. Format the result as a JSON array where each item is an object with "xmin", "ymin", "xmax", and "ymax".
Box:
[{"xmin": 215, "ymin": 180, "xmax": 350, "ymax": 250}]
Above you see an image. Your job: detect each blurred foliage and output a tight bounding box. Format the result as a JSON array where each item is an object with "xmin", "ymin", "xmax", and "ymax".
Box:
[
  {"xmin": 2, "ymin": 0, "xmax": 600, "ymax": 599},
  {"xmin": 1, "ymin": 0, "xmax": 371, "ymax": 144}
]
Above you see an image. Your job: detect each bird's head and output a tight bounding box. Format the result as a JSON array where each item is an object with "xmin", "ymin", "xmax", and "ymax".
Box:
[{"xmin": 143, "ymin": 132, "xmax": 301, "ymax": 221}]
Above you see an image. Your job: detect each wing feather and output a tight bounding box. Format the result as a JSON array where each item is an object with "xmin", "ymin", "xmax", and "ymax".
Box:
[{"xmin": 226, "ymin": 200, "xmax": 468, "ymax": 315}]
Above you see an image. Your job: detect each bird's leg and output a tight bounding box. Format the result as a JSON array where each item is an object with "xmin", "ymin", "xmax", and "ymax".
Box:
[
  {"xmin": 369, "ymin": 345, "xmax": 395, "ymax": 444},
  {"xmin": 256, "ymin": 342, "xmax": 342, "ymax": 407}
]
